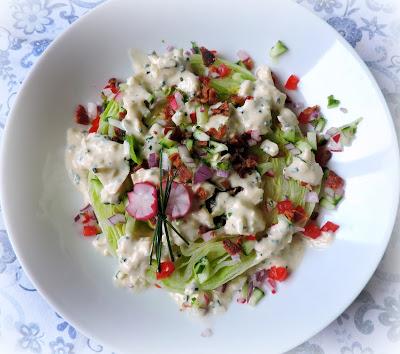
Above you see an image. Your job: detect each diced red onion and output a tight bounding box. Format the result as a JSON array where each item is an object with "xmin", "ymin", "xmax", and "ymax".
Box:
[
  {"xmin": 289, "ymin": 148, "xmax": 301, "ymax": 156},
  {"xmin": 215, "ymin": 169, "xmax": 229, "ymax": 178},
  {"xmin": 246, "ymin": 280, "xmax": 255, "ymax": 302},
  {"xmin": 335, "ymin": 186, "xmax": 345, "ymax": 197},
  {"xmin": 237, "ymin": 50, "xmax": 250, "ymax": 61},
  {"xmin": 156, "ymin": 119, "xmax": 166, "ymax": 127},
  {"xmin": 267, "ymin": 278, "xmax": 277, "ymax": 294},
  {"xmin": 247, "ymin": 139, "xmax": 257, "ymax": 146},
  {"xmin": 310, "ymin": 109, "xmax": 320, "ymax": 120},
  {"xmin": 250, "ymin": 130, "xmax": 262, "ymax": 142},
  {"xmin": 102, "ymin": 87, "xmax": 114, "ymax": 99},
  {"xmin": 74, "ymin": 214, "xmax": 80, "ymax": 222},
  {"xmin": 194, "ymin": 164, "xmax": 213, "ymax": 184},
  {"xmin": 148, "ymin": 153, "xmax": 159, "ymax": 168},
  {"xmin": 178, "ymin": 145, "xmax": 196, "ymax": 169},
  {"xmin": 202, "ymin": 231, "xmax": 214, "ymax": 242},
  {"xmin": 200, "ymin": 106, "xmax": 205, "ymax": 113},
  {"xmin": 161, "ymin": 153, "xmax": 170, "ymax": 171},
  {"xmin": 340, "ymin": 107, "xmax": 348, "ymax": 114},
  {"xmin": 285, "ymin": 143, "xmax": 296, "ymax": 150},
  {"xmin": 108, "ymin": 213, "xmax": 126, "ymax": 225},
  {"xmin": 184, "ymin": 50, "xmax": 192, "ymax": 57},
  {"xmin": 166, "ymin": 45, "xmax": 175, "ymax": 52},
  {"xmin": 325, "ymin": 127, "xmax": 339, "ymax": 138},
  {"xmin": 327, "ymin": 139, "xmax": 343, "ymax": 152},
  {"xmin": 108, "ymin": 118, "xmax": 125, "ymax": 130},
  {"xmin": 305, "ymin": 191, "xmax": 319, "ymax": 203},
  {"xmin": 255, "ymin": 269, "xmax": 268, "ymax": 283},
  {"xmin": 174, "ymin": 92, "xmax": 184, "ymax": 110},
  {"xmin": 80, "ymin": 204, "xmax": 92, "ymax": 212},
  {"xmin": 237, "ymin": 297, "xmax": 247, "ymax": 304},
  {"xmin": 87, "ymin": 102, "xmax": 98, "ymax": 119},
  {"xmin": 114, "ymin": 91, "xmax": 123, "ymax": 103},
  {"xmin": 231, "ymin": 254, "xmax": 241, "ymax": 263}
]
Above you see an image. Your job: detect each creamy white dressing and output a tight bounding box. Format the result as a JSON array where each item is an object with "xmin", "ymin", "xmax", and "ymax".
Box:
[
  {"xmin": 255, "ymin": 215, "xmax": 293, "ymax": 261},
  {"xmin": 172, "ymin": 207, "xmax": 214, "ymax": 244},
  {"xmin": 278, "ymin": 107, "xmax": 299, "ymax": 132},
  {"xmin": 130, "ymin": 167, "xmax": 160, "ymax": 186},
  {"xmin": 302, "ymin": 231, "xmax": 334, "ymax": 248},
  {"xmin": 115, "ymin": 236, "xmax": 152, "ymax": 289},
  {"xmin": 123, "ymin": 49, "xmax": 199, "ymax": 141},
  {"xmin": 66, "ymin": 130, "xmax": 130, "ymax": 203},
  {"xmin": 284, "ymin": 146, "xmax": 323, "ymax": 186},
  {"xmin": 212, "ymin": 171, "xmax": 266, "ymax": 235},
  {"xmin": 142, "ymin": 123, "xmax": 164, "ymax": 159}
]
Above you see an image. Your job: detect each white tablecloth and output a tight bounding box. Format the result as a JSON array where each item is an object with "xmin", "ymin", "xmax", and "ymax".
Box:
[{"xmin": 0, "ymin": 0, "xmax": 399, "ymax": 353}]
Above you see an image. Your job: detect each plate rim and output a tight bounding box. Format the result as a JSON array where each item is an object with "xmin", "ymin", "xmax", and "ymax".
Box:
[{"xmin": 1, "ymin": 0, "xmax": 399, "ymax": 352}]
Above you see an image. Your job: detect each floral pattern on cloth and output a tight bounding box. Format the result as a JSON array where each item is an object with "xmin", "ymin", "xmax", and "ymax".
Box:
[{"xmin": 0, "ymin": 0, "xmax": 399, "ymax": 353}]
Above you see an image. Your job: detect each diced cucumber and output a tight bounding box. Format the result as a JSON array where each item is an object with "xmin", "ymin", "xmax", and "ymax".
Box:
[
  {"xmin": 196, "ymin": 106, "xmax": 209, "ymax": 126},
  {"xmin": 296, "ymin": 140, "xmax": 312, "ymax": 152},
  {"xmin": 241, "ymin": 281, "xmax": 249, "ymax": 299},
  {"xmin": 282, "ymin": 129, "xmax": 297, "ymax": 143},
  {"xmin": 242, "ymin": 240, "xmax": 255, "ymax": 256},
  {"xmin": 270, "ymin": 40, "xmax": 288, "ymax": 58},
  {"xmin": 159, "ymin": 131, "xmax": 178, "ymax": 148},
  {"xmin": 185, "ymin": 139, "xmax": 194, "ymax": 152},
  {"xmin": 209, "ymin": 140, "xmax": 228, "ymax": 154},
  {"xmin": 319, "ymin": 196, "xmax": 336, "ymax": 210},
  {"xmin": 307, "ymin": 132, "xmax": 317, "ymax": 151},
  {"xmin": 248, "ymin": 287, "xmax": 265, "ymax": 306},
  {"xmin": 193, "ymin": 129, "xmax": 210, "ymax": 142},
  {"xmin": 313, "ymin": 117, "xmax": 327, "ymax": 133}
]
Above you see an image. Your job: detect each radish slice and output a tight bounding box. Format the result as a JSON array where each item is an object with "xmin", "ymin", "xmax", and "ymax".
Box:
[
  {"xmin": 126, "ymin": 182, "xmax": 158, "ymax": 221},
  {"xmin": 166, "ymin": 182, "xmax": 192, "ymax": 219}
]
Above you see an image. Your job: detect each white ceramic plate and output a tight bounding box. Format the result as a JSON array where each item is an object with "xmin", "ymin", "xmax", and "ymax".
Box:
[{"xmin": 1, "ymin": 0, "xmax": 399, "ymax": 353}]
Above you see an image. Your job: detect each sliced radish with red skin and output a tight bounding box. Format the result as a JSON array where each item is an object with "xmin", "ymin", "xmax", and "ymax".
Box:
[
  {"xmin": 126, "ymin": 182, "xmax": 158, "ymax": 221},
  {"xmin": 166, "ymin": 182, "xmax": 192, "ymax": 219}
]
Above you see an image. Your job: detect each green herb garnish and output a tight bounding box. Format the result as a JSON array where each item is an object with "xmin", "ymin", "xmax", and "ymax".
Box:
[
  {"xmin": 327, "ymin": 94, "xmax": 340, "ymax": 109},
  {"xmin": 149, "ymin": 150, "xmax": 189, "ymax": 271}
]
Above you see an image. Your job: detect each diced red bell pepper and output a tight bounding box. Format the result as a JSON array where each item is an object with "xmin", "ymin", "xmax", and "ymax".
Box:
[
  {"xmin": 325, "ymin": 170, "xmax": 344, "ymax": 190},
  {"xmin": 298, "ymin": 105, "xmax": 320, "ymax": 124},
  {"xmin": 303, "ymin": 223, "xmax": 322, "ymax": 239},
  {"xmin": 284, "ymin": 75, "xmax": 300, "ymax": 90},
  {"xmin": 156, "ymin": 261, "xmax": 175, "ymax": 280},
  {"xmin": 321, "ymin": 221, "xmax": 340, "ymax": 233},
  {"xmin": 217, "ymin": 63, "xmax": 231, "ymax": 78},
  {"xmin": 267, "ymin": 266, "xmax": 288, "ymax": 282},
  {"xmin": 88, "ymin": 116, "xmax": 100, "ymax": 133},
  {"xmin": 82, "ymin": 225, "xmax": 99, "ymax": 237}
]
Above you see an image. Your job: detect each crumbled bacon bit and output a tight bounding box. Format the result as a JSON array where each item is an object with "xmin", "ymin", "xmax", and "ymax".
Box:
[
  {"xmin": 211, "ymin": 101, "xmax": 230, "ymax": 116},
  {"xmin": 230, "ymin": 95, "xmax": 246, "ymax": 107},
  {"xmin": 196, "ymin": 140, "xmax": 209, "ymax": 147},
  {"xmin": 200, "ymin": 46, "xmax": 216, "ymax": 66},
  {"xmin": 169, "ymin": 153, "xmax": 183, "ymax": 168},
  {"xmin": 222, "ymin": 239, "xmax": 242, "ymax": 255},
  {"xmin": 197, "ymin": 84, "xmax": 218, "ymax": 105},
  {"xmin": 178, "ymin": 165, "xmax": 193, "ymax": 183},
  {"xmin": 242, "ymin": 57, "xmax": 254, "ymax": 70},
  {"xmin": 315, "ymin": 146, "xmax": 332, "ymax": 167},
  {"xmin": 196, "ymin": 187, "xmax": 208, "ymax": 200},
  {"xmin": 207, "ymin": 125, "xmax": 227, "ymax": 141},
  {"xmin": 74, "ymin": 105, "xmax": 89, "ymax": 125},
  {"xmin": 220, "ymin": 179, "xmax": 231, "ymax": 190},
  {"xmin": 169, "ymin": 126, "xmax": 183, "ymax": 142},
  {"xmin": 119, "ymin": 110, "xmax": 127, "ymax": 119},
  {"xmin": 163, "ymin": 104, "xmax": 175, "ymax": 119},
  {"xmin": 199, "ymin": 225, "xmax": 211, "ymax": 234}
]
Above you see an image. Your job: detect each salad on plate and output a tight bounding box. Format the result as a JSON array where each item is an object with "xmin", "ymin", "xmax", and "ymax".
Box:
[{"xmin": 65, "ymin": 42, "xmax": 361, "ymax": 315}]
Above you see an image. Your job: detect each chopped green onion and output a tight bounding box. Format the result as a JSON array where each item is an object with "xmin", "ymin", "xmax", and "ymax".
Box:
[{"xmin": 327, "ymin": 95, "xmax": 340, "ymax": 109}]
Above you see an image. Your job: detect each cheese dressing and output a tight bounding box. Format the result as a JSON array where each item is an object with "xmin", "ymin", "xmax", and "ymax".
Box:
[
  {"xmin": 284, "ymin": 146, "xmax": 323, "ymax": 186},
  {"xmin": 66, "ymin": 131, "xmax": 130, "ymax": 203},
  {"xmin": 212, "ymin": 171, "xmax": 266, "ymax": 235},
  {"xmin": 123, "ymin": 49, "xmax": 199, "ymax": 141},
  {"xmin": 114, "ymin": 236, "xmax": 152, "ymax": 289}
]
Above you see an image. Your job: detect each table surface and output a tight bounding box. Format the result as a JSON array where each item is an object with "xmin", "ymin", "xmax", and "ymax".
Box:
[{"xmin": 0, "ymin": 0, "xmax": 400, "ymax": 353}]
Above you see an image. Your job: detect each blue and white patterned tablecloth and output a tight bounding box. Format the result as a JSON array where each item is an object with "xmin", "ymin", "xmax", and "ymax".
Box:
[{"xmin": 0, "ymin": 0, "xmax": 400, "ymax": 353}]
